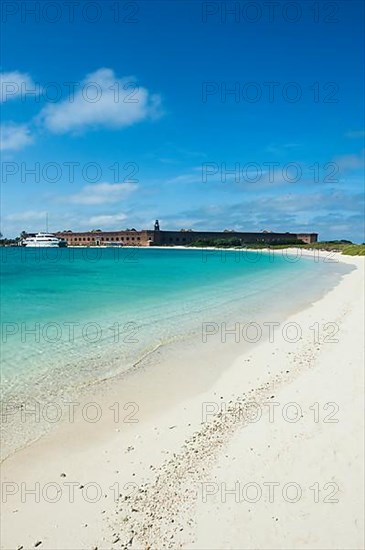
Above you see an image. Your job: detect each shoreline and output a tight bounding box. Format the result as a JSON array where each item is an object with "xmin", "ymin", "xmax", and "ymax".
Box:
[
  {"xmin": 9, "ymin": 242, "xmax": 363, "ymax": 256},
  {"xmin": 0, "ymin": 248, "xmax": 350, "ymax": 461},
  {"xmin": 1, "ymin": 251, "xmax": 363, "ymax": 549}
]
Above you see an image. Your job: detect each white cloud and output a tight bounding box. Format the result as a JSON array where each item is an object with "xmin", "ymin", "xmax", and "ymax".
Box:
[
  {"xmin": 5, "ymin": 210, "xmax": 47, "ymax": 222},
  {"xmin": 167, "ymin": 172, "xmax": 202, "ymax": 185},
  {"xmin": 0, "ymin": 122, "xmax": 33, "ymax": 151},
  {"xmin": 0, "ymin": 71, "xmax": 37, "ymax": 102},
  {"xmin": 60, "ymin": 182, "xmax": 138, "ymax": 205},
  {"xmin": 39, "ymin": 68, "xmax": 162, "ymax": 134},
  {"xmin": 86, "ymin": 214, "xmax": 128, "ymax": 226},
  {"xmin": 2, "ymin": 211, "xmax": 130, "ymax": 235},
  {"xmin": 335, "ymin": 150, "xmax": 365, "ymax": 171}
]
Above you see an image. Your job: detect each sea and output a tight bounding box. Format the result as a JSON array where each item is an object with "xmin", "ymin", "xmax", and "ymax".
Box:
[{"xmin": 0, "ymin": 246, "xmax": 352, "ymax": 457}]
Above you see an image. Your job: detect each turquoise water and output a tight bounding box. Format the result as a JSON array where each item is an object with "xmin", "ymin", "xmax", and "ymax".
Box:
[{"xmin": 0, "ymin": 246, "xmax": 351, "ymax": 453}]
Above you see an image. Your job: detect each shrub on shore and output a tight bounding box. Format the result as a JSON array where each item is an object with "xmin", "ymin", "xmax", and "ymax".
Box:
[{"xmin": 188, "ymin": 239, "xmax": 365, "ymax": 256}]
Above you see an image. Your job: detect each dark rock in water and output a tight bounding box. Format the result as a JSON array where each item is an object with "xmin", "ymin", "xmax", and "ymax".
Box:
[
  {"xmin": 60, "ymin": 473, "xmax": 66, "ymax": 478},
  {"xmin": 34, "ymin": 542, "xmax": 42, "ymax": 548},
  {"xmin": 112, "ymin": 536, "xmax": 120, "ymax": 544}
]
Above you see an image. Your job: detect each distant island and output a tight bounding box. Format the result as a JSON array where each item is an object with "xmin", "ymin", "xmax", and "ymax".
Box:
[
  {"xmin": 55, "ymin": 220, "xmax": 318, "ymax": 247},
  {"xmin": 1, "ymin": 223, "xmax": 364, "ymax": 254}
]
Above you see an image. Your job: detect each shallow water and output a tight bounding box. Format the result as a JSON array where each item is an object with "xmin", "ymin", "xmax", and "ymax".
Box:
[{"xmin": 0, "ymin": 246, "xmax": 352, "ymax": 456}]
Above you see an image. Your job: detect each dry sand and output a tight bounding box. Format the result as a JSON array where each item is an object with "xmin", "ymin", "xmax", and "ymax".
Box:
[{"xmin": 1, "ymin": 250, "xmax": 364, "ymax": 550}]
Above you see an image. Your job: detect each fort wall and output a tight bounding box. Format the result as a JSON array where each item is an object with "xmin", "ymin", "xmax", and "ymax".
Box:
[{"xmin": 56, "ymin": 228, "xmax": 318, "ymax": 246}]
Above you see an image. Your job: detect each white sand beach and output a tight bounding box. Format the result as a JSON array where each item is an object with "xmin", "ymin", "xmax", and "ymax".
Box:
[{"xmin": 1, "ymin": 250, "xmax": 364, "ymax": 550}]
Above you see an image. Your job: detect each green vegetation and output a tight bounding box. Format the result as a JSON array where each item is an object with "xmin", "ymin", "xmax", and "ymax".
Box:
[
  {"xmin": 189, "ymin": 238, "xmax": 243, "ymax": 248},
  {"xmin": 0, "ymin": 231, "xmax": 26, "ymax": 247},
  {"xmin": 339, "ymin": 244, "xmax": 365, "ymax": 256},
  {"xmin": 299, "ymin": 241, "xmax": 365, "ymax": 256},
  {"xmin": 0, "ymin": 237, "xmax": 19, "ymax": 246},
  {"xmin": 188, "ymin": 238, "xmax": 365, "ymax": 256},
  {"xmin": 189, "ymin": 237, "xmax": 305, "ymax": 248}
]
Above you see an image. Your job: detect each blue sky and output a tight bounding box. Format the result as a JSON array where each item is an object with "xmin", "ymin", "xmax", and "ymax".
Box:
[{"xmin": 1, "ymin": 0, "xmax": 364, "ymax": 241}]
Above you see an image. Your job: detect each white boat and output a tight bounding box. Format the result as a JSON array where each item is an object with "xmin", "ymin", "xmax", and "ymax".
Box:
[{"xmin": 22, "ymin": 232, "xmax": 67, "ymax": 248}]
